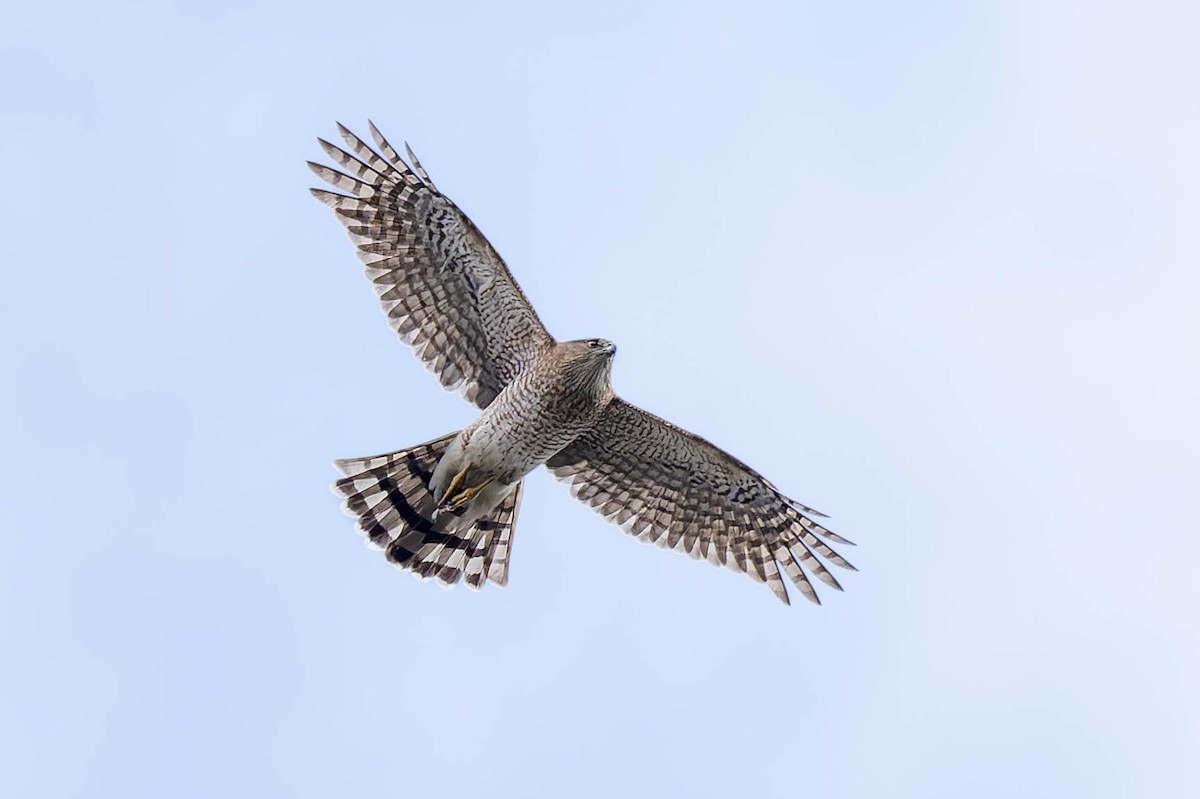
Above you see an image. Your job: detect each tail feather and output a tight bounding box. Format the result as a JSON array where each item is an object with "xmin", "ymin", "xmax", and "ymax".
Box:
[
  {"xmin": 333, "ymin": 433, "xmax": 521, "ymax": 590},
  {"xmin": 478, "ymin": 485, "xmax": 521, "ymax": 587}
]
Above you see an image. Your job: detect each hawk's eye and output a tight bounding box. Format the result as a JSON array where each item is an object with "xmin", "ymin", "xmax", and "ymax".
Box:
[{"xmin": 588, "ymin": 339, "xmax": 603, "ymax": 348}]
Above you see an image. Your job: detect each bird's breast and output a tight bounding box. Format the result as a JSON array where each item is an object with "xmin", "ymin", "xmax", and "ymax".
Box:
[{"xmin": 463, "ymin": 374, "xmax": 605, "ymax": 481}]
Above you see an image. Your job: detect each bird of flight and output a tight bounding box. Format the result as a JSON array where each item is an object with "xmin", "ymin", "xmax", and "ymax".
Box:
[{"xmin": 309, "ymin": 123, "xmax": 856, "ymax": 604}]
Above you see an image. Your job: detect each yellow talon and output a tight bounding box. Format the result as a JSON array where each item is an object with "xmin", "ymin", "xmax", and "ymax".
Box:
[
  {"xmin": 437, "ymin": 468, "xmax": 468, "ymax": 508},
  {"xmin": 440, "ymin": 475, "xmax": 495, "ymax": 511}
]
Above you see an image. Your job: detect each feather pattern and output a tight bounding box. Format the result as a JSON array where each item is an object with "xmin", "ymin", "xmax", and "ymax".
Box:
[
  {"xmin": 546, "ymin": 399, "xmax": 855, "ymax": 605},
  {"xmin": 332, "ymin": 434, "xmax": 521, "ymax": 589},
  {"xmin": 309, "ymin": 123, "xmax": 554, "ymax": 409}
]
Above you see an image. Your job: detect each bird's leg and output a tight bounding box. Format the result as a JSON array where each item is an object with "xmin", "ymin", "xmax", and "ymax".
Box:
[
  {"xmin": 436, "ymin": 468, "xmax": 468, "ymax": 509},
  {"xmin": 438, "ymin": 475, "xmax": 496, "ymax": 512},
  {"xmin": 453, "ymin": 476, "xmax": 495, "ymax": 507}
]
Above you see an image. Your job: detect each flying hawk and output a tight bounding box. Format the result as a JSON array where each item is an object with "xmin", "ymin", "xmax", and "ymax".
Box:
[{"xmin": 309, "ymin": 123, "xmax": 855, "ymax": 604}]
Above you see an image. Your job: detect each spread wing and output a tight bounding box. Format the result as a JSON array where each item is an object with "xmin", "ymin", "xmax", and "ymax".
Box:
[
  {"xmin": 546, "ymin": 399, "xmax": 856, "ymax": 605},
  {"xmin": 309, "ymin": 123, "xmax": 554, "ymax": 409}
]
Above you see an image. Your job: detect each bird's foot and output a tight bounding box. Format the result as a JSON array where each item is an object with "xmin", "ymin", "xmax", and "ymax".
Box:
[{"xmin": 437, "ymin": 474, "xmax": 495, "ymax": 513}]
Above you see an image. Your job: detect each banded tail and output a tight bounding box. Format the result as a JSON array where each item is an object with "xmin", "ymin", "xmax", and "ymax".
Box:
[{"xmin": 332, "ymin": 432, "xmax": 521, "ymax": 588}]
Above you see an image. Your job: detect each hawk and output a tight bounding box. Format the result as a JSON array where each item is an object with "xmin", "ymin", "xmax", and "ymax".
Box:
[{"xmin": 310, "ymin": 123, "xmax": 856, "ymax": 605}]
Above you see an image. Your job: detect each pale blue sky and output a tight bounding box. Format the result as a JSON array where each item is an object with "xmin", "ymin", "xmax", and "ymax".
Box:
[{"xmin": 3, "ymin": 2, "xmax": 1198, "ymax": 797}]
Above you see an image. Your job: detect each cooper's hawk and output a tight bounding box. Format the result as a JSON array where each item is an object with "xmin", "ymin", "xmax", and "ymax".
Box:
[{"xmin": 310, "ymin": 122, "xmax": 856, "ymax": 605}]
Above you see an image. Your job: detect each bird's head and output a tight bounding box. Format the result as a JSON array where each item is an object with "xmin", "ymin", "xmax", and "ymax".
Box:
[
  {"xmin": 560, "ymin": 338, "xmax": 617, "ymax": 392},
  {"xmin": 576, "ymin": 338, "xmax": 617, "ymax": 359},
  {"xmin": 564, "ymin": 338, "xmax": 617, "ymax": 365}
]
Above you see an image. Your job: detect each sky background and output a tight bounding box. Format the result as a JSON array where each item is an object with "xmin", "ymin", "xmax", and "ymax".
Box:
[{"xmin": 2, "ymin": 1, "xmax": 1198, "ymax": 796}]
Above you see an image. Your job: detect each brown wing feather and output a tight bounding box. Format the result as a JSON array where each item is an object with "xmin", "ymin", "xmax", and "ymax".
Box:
[
  {"xmin": 309, "ymin": 122, "xmax": 554, "ymax": 408},
  {"xmin": 546, "ymin": 399, "xmax": 855, "ymax": 604}
]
